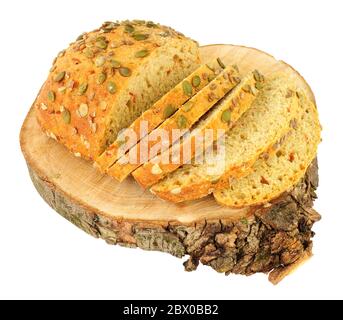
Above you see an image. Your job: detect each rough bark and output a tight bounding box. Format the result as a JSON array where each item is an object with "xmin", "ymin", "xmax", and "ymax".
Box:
[{"xmin": 28, "ymin": 159, "xmax": 320, "ymax": 284}]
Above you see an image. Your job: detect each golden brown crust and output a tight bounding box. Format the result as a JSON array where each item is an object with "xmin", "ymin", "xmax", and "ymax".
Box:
[
  {"xmin": 95, "ymin": 62, "xmax": 221, "ymax": 171},
  {"xmin": 35, "ymin": 20, "xmax": 199, "ymax": 160},
  {"xmin": 107, "ymin": 65, "xmax": 241, "ymax": 181}
]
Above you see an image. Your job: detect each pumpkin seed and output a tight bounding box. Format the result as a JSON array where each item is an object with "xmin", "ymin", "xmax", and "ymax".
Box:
[
  {"xmin": 76, "ymin": 33, "xmax": 85, "ymax": 41},
  {"xmin": 54, "ymin": 71, "xmax": 66, "ymax": 82},
  {"xmin": 135, "ymin": 49, "xmax": 149, "ymax": 58},
  {"xmin": 110, "ymin": 59, "xmax": 121, "ymax": 68},
  {"xmin": 253, "ymin": 69, "xmax": 264, "ymax": 82},
  {"xmin": 182, "ymin": 81, "xmax": 192, "ymax": 96},
  {"xmin": 78, "ymin": 103, "xmax": 88, "ymax": 117},
  {"xmin": 125, "ymin": 24, "xmax": 135, "ymax": 33},
  {"xmin": 217, "ymin": 57, "xmax": 225, "ymax": 69},
  {"xmin": 78, "ymin": 83, "xmax": 88, "ymax": 95},
  {"xmin": 208, "ymin": 74, "xmax": 216, "ymax": 82},
  {"xmin": 132, "ymin": 33, "xmax": 149, "ymax": 41},
  {"xmin": 232, "ymin": 64, "xmax": 239, "ymax": 73},
  {"xmin": 47, "ymin": 91, "xmax": 55, "ymax": 102},
  {"xmin": 107, "ymin": 81, "xmax": 116, "ymax": 94},
  {"xmin": 255, "ymin": 82, "xmax": 263, "ymax": 90},
  {"xmin": 96, "ymin": 39, "xmax": 108, "ymax": 50},
  {"xmin": 97, "ymin": 72, "xmax": 107, "ymax": 84},
  {"xmin": 192, "ymin": 75, "xmax": 201, "ymax": 87},
  {"xmin": 119, "ymin": 67, "xmax": 132, "ymax": 77},
  {"xmin": 146, "ymin": 21, "xmax": 157, "ymax": 28},
  {"xmin": 183, "ymin": 101, "xmax": 194, "ymax": 112},
  {"xmin": 242, "ymin": 84, "xmax": 252, "ymax": 93},
  {"xmin": 133, "ymin": 20, "xmax": 145, "ymax": 25},
  {"xmin": 95, "ymin": 56, "xmax": 106, "ymax": 67},
  {"xmin": 62, "ymin": 108, "xmax": 71, "ymax": 124},
  {"xmin": 163, "ymin": 105, "xmax": 176, "ymax": 119},
  {"xmin": 177, "ymin": 115, "xmax": 187, "ymax": 129},
  {"xmin": 221, "ymin": 110, "xmax": 231, "ymax": 123},
  {"xmin": 83, "ymin": 48, "xmax": 94, "ymax": 58},
  {"xmin": 58, "ymin": 86, "xmax": 67, "ymax": 94}
]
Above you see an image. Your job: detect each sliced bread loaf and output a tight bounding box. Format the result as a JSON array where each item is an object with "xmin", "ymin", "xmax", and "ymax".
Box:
[
  {"xmin": 132, "ymin": 70, "xmax": 263, "ymax": 188},
  {"xmin": 35, "ymin": 20, "xmax": 200, "ymax": 160},
  {"xmin": 106, "ymin": 65, "xmax": 241, "ymax": 181},
  {"xmin": 214, "ymin": 92, "xmax": 321, "ymax": 207},
  {"xmin": 95, "ymin": 59, "xmax": 225, "ymax": 171},
  {"xmin": 150, "ymin": 74, "xmax": 301, "ymax": 202}
]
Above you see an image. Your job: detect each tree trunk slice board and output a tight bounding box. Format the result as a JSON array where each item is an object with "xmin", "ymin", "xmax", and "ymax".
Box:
[{"xmin": 20, "ymin": 44, "xmax": 320, "ymax": 282}]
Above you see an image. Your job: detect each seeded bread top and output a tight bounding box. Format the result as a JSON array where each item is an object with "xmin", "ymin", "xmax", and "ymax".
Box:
[{"xmin": 35, "ymin": 20, "xmax": 199, "ymax": 160}]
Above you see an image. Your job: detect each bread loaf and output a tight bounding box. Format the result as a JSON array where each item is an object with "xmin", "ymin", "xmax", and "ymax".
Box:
[
  {"xmin": 96, "ymin": 59, "xmax": 224, "ymax": 171},
  {"xmin": 106, "ymin": 65, "xmax": 241, "ymax": 181},
  {"xmin": 35, "ymin": 20, "xmax": 200, "ymax": 160},
  {"xmin": 132, "ymin": 70, "xmax": 263, "ymax": 189},
  {"xmin": 150, "ymin": 74, "xmax": 301, "ymax": 202},
  {"xmin": 214, "ymin": 92, "xmax": 321, "ymax": 207}
]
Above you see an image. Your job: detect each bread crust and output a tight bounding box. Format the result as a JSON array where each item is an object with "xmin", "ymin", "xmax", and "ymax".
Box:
[{"xmin": 35, "ymin": 20, "xmax": 200, "ymax": 160}]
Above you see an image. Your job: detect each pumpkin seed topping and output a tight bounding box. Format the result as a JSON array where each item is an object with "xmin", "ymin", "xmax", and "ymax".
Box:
[
  {"xmin": 58, "ymin": 86, "xmax": 67, "ymax": 94},
  {"xmin": 192, "ymin": 75, "xmax": 201, "ymax": 87},
  {"xmin": 217, "ymin": 57, "xmax": 226, "ymax": 69},
  {"xmin": 146, "ymin": 21, "xmax": 157, "ymax": 28},
  {"xmin": 253, "ymin": 70, "xmax": 264, "ymax": 82},
  {"xmin": 62, "ymin": 108, "xmax": 71, "ymax": 124},
  {"xmin": 95, "ymin": 56, "xmax": 106, "ymax": 67},
  {"xmin": 97, "ymin": 72, "xmax": 107, "ymax": 84},
  {"xmin": 255, "ymin": 82, "xmax": 263, "ymax": 90},
  {"xmin": 110, "ymin": 59, "xmax": 121, "ymax": 68},
  {"xmin": 54, "ymin": 71, "xmax": 66, "ymax": 82},
  {"xmin": 78, "ymin": 83, "xmax": 88, "ymax": 95},
  {"xmin": 132, "ymin": 33, "xmax": 149, "ymax": 41},
  {"xmin": 107, "ymin": 81, "xmax": 116, "ymax": 94},
  {"xmin": 242, "ymin": 84, "xmax": 252, "ymax": 93},
  {"xmin": 163, "ymin": 105, "xmax": 176, "ymax": 119},
  {"xmin": 221, "ymin": 110, "xmax": 231, "ymax": 123},
  {"xmin": 208, "ymin": 74, "xmax": 216, "ymax": 82},
  {"xmin": 183, "ymin": 101, "xmax": 194, "ymax": 112},
  {"xmin": 96, "ymin": 39, "xmax": 108, "ymax": 50},
  {"xmin": 119, "ymin": 67, "xmax": 132, "ymax": 77},
  {"xmin": 177, "ymin": 115, "xmax": 187, "ymax": 129},
  {"xmin": 125, "ymin": 24, "xmax": 135, "ymax": 33},
  {"xmin": 182, "ymin": 80, "xmax": 192, "ymax": 96},
  {"xmin": 135, "ymin": 49, "xmax": 149, "ymax": 58},
  {"xmin": 232, "ymin": 64, "xmax": 239, "ymax": 73},
  {"xmin": 83, "ymin": 48, "xmax": 94, "ymax": 58},
  {"xmin": 47, "ymin": 91, "xmax": 55, "ymax": 102},
  {"xmin": 78, "ymin": 103, "xmax": 89, "ymax": 117}
]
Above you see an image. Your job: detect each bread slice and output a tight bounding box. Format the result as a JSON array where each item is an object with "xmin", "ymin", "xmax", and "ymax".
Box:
[
  {"xmin": 150, "ymin": 74, "xmax": 301, "ymax": 202},
  {"xmin": 106, "ymin": 65, "xmax": 241, "ymax": 181},
  {"xmin": 132, "ymin": 70, "xmax": 263, "ymax": 188},
  {"xmin": 96, "ymin": 59, "xmax": 225, "ymax": 171},
  {"xmin": 35, "ymin": 20, "xmax": 200, "ymax": 160},
  {"xmin": 214, "ymin": 92, "xmax": 321, "ymax": 207}
]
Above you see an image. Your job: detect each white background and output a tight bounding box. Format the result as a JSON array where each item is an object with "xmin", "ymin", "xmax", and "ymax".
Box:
[{"xmin": 0, "ymin": 0, "xmax": 342, "ymax": 300}]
